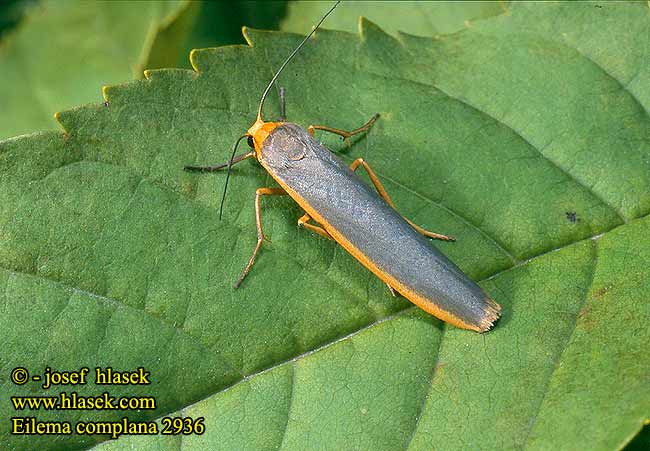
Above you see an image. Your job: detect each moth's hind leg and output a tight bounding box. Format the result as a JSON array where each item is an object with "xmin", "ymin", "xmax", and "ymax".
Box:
[
  {"xmin": 349, "ymin": 158, "xmax": 455, "ymax": 242},
  {"xmin": 298, "ymin": 213, "xmax": 334, "ymax": 240},
  {"xmin": 235, "ymin": 187, "xmax": 287, "ymax": 288},
  {"xmin": 308, "ymin": 113, "xmax": 380, "ymax": 145}
]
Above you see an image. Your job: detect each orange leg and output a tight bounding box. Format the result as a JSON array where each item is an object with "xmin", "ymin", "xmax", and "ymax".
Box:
[
  {"xmin": 308, "ymin": 113, "xmax": 380, "ymax": 145},
  {"xmin": 349, "ymin": 158, "xmax": 455, "ymax": 242},
  {"xmin": 298, "ymin": 213, "xmax": 334, "ymax": 240},
  {"xmin": 235, "ymin": 187, "xmax": 287, "ymax": 288}
]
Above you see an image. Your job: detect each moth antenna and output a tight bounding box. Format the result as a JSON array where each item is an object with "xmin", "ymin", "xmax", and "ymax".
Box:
[
  {"xmin": 256, "ymin": 0, "xmax": 340, "ymax": 121},
  {"xmin": 219, "ymin": 134, "xmax": 249, "ymax": 220}
]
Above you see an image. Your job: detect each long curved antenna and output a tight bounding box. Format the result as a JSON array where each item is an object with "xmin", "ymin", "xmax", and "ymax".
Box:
[
  {"xmin": 221, "ymin": 2, "xmax": 340, "ymax": 220},
  {"xmin": 256, "ymin": 0, "xmax": 340, "ymax": 121},
  {"xmin": 219, "ymin": 134, "xmax": 249, "ymax": 220}
]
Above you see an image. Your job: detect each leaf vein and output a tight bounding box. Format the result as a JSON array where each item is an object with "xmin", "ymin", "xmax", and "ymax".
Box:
[
  {"xmin": 519, "ymin": 238, "xmax": 599, "ymax": 450},
  {"xmin": 277, "ymin": 362, "xmax": 297, "ymax": 451},
  {"xmin": 403, "ymin": 324, "xmax": 446, "ymax": 451}
]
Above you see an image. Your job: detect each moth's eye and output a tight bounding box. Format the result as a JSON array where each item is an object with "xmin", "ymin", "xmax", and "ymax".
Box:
[{"xmin": 247, "ymin": 136, "xmax": 254, "ymax": 148}]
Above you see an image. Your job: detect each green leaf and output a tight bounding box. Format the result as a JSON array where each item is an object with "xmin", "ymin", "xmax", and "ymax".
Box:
[
  {"xmin": 281, "ymin": 0, "xmax": 507, "ymax": 36},
  {"xmin": 180, "ymin": 1, "xmax": 287, "ymax": 57},
  {"xmin": 0, "ymin": 0, "xmax": 197, "ymax": 140},
  {"xmin": 1, "ymin": 2, "xmax": 648, "ymax": 450},
  {"xmin": 0, "ymin": 0, "xmax": 35, "ymax": 38}
]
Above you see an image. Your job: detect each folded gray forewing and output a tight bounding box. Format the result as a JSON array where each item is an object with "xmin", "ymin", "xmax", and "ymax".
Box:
[{"xmin": 259, "ymin": 123, "xmax": 494, "ymax": 327}]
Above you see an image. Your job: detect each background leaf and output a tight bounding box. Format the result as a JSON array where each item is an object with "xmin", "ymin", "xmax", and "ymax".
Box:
[
  {"xmin": 0, "ymin": 0, "xmax": 196, "ymax": 140},
  {"xmin": 281, "ymin": 0, "xmax": 507, "ymax": 36},
  {"xmin": 0, "ymin": 2, "xmax": 648, "ymax": 451},
  {"xmin": 0, "ymin": 0, "xmax": 292, "ymax": 141},
  {"xmin": 0, "ymin": 0, "xmax": 35, "ymax": 38},
  {"xmin": 179, "ymin": 1, "xmax": 287, "ymax": 60}
]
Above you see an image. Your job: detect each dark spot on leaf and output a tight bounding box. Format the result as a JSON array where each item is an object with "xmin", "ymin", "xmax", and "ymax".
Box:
[
  {"xmin": 594, "ymin": 4, "xmax": 603, "ymax": 8},
  {"xmin": 566, "ymin": 211, "xmax": 579, "ymax": 223},
  {"xmin": 103, "ymin": 101, "xmax": 110, "ymax": 107}
]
